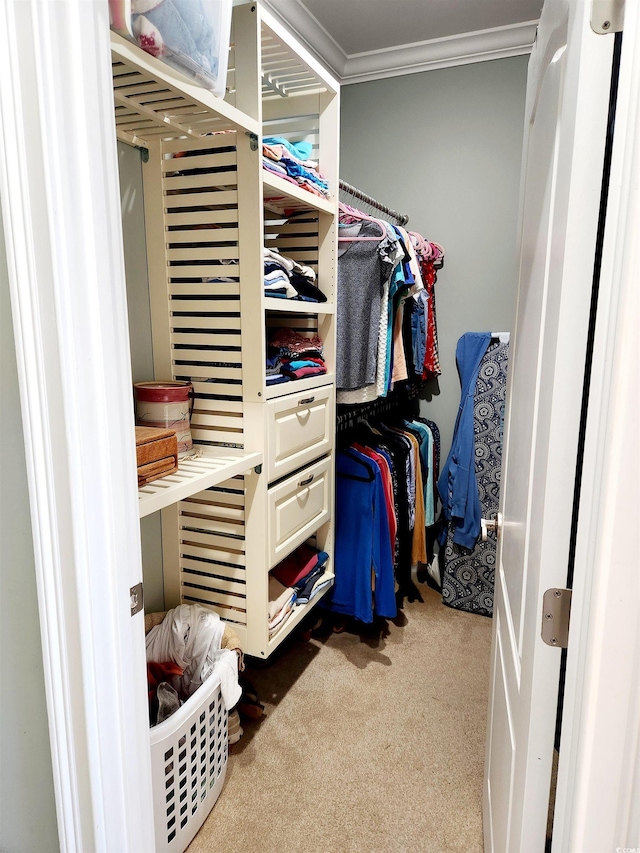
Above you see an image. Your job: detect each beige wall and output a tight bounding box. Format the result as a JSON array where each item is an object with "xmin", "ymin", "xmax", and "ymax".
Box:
[{"xmin": 340, "ymin": 56, "xmax": 529, "ymax": 461}]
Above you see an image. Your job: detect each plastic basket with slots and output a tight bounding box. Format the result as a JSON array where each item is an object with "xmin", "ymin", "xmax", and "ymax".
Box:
[{"xmin": 150, "ymin": 672, "xmax": 227, "ymax": 852}]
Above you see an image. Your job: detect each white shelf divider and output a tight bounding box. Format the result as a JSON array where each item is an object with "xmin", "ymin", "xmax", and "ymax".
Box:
[
  {"xmin": 138, "ymin": 449, "xmax": 263, "ymax": 518},
  {"xmin": 263, "ymin": 170, "xmax": 335, "ymax": 215},
  {"xmin": 264, "ymin": 297, "xmax": 335, "ymax": 314},
  {"xmin": 265, "ymin": 373, "xmax": 335, "ymax": 401}
]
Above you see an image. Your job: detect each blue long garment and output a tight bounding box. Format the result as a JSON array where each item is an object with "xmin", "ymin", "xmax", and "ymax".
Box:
[
  {"xmin": 437, "ymin": 332, "xmax": 491, "ymax": 549},
  {"xmin": 330, "ymin": 449, "xmax": 396, "ymax": 622},
  {"xmin": 411, "ymin": 291, "xmax": 428, "ymax": 377}
]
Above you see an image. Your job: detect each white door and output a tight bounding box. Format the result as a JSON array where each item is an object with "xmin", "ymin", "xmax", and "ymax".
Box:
[{"xmin": 483, "ymin": 1, "xmax": 617, "ymax": 851}]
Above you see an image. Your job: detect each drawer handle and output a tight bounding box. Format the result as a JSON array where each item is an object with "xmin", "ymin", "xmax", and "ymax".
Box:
[
  {"xmin": 298, "ymin": 474, "xmax": 314, "ymax": 487},
  {"xmin": 298, "ymin": 396, "xmax": 315, "ymax": 406}
]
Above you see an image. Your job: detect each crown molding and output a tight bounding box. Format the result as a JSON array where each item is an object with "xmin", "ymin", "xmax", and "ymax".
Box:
[
  {"xmin": 341, "ymin": 21, "xmax": 538, "ymax": 84},
  {"xmin": 258, "ymin": 1, "xmax": 537, "ymax": 84}
]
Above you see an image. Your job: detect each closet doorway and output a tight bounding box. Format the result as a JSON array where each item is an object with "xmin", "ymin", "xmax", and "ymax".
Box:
[{"xmin": 335, "ymin": 0, "xmax": 629, "ymax": 848}]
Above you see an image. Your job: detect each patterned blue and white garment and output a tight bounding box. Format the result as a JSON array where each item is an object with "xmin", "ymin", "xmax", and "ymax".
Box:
[{"xmin": 441, "ymin": 335, "xmax": 509, "ymax": 617}]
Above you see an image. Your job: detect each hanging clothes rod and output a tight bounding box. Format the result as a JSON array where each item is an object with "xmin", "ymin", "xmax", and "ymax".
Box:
[
  {"xmin": 338, "ymin": 179, "xmax": 410, "ymax": 226},
  {"xmin": 336, "ymin": 382, "xmax": 420, "ymax": 433}
]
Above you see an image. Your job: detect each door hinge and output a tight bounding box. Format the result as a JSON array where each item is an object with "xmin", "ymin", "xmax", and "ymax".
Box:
[
  {"xmin": 246, "ymin": 132, "xmax": 259, "ymax": 151},
  {"xmin": 130, "ymin": 582, "xmax": 144, "ymax": 617},
  {"xmin": 541, "ymin": 588, "xmax": 572, "ymax": 648},
  {"xmin": 591, "ymin": 0, "xmax": 624, "ymax": 34}
]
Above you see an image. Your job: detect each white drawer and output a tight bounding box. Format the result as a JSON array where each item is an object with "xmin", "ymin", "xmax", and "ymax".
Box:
[
  {"xmin": 266, "ymin": 384, "xmax": 334, "ymax": 482},
  {"xmin": 267, "ymin": 455, "xmax": 333, "ymax": 569}
]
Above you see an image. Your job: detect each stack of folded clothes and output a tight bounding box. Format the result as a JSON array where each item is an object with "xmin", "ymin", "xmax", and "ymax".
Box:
[
  {"xmin": 266, "ymin": 328, "xmax": 327, "ymax": 386},
  {"xmin": 267, "ymin": 545, "xmax": 331, "ymax": 638},
  {"xmin": 262, "ymin": 136, "xmax": 330, "ymax": 200},
  {"xmin": 264, "ymin": 247, "xmax": 326, "ymax": 303},
  {"xmin": 272, "ymin": 544, "xmax": 331, "ymax": 604},
  {"xmin": 268, "ymin": 575, "xmax": 297, "ymax": 638}
]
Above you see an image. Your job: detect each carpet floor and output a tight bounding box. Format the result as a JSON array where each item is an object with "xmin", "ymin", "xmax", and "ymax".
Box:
[{"xmin": 187, "ymin": 585, "xmax": 493, "ymax": 853}]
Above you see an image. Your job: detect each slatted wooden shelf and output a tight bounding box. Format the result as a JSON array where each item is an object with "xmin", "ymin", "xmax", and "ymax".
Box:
[
  {"xmin": 228, "ymin": 8, "xmax": 338, "ymax": 102},
  {"xmin": 260, "ymin": 7, "xmax": 339, "ymax": 100},
  {"xmin": 111, "ymin": 31, "xmax": 258, "ymax": 147},
  {"xmin": 138, "ymin": 450, "xmax": 262, "ymax": 518},
  {"xmin": 263, "ymin": 171, "xmax": 335, "ymax": 216}
]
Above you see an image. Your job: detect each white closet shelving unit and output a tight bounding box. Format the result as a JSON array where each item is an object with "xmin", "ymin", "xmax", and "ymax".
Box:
[{"xmin": 112, "ymin": 2, "xmax": 339, "ymax": 659}]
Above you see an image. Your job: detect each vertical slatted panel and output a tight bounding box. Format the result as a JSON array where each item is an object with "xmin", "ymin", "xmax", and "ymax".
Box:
[
  {"xmin": 263, "ymin": 210, "xmax": 320, "ymax": 275},
  {"xmin": 160, "ymin": 140, "xmax": 250, "ymax": 638},
  {"xmin": 162, "ymin": 136, "xmax": 246, "ymax": 447},
  {"xmin": 265, "ymin": 313, "xmax": 320, "ymax": 337},
  {"xmin": 178, "ymin": 477, "xmax": 248, "ymax": 632}
]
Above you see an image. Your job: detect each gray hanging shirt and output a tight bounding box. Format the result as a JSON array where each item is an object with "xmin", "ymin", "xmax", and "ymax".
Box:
[{"xmin": 336, "ymin": 221, "xmax": 394, "ymax": 391}]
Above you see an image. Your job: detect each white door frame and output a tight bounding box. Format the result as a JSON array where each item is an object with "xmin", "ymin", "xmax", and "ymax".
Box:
[
  {"xmin": 0, "ymin": 1, "xmax": 154, "ymax": 850},
  {"xmin": 552, "ymin": 1, "xmax": 640, "ymax": 848},
  {"xmin": 0, "ymin": 1, "xmax": 638, "ymax": 851}
]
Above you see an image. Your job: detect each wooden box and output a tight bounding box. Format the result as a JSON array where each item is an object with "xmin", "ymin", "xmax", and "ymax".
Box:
[{"xmin": 135, "ymin": 426, "xmax": 178, "ymax": 485}]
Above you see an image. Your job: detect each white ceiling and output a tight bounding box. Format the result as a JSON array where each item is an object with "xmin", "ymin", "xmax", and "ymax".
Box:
[
  {"xmin": 260, "ymin": 0, "xmax": 543, "ymax": 84},
  {"xmin": 300, "ymin": 0, "xmax": 543, "ymax": 54}
]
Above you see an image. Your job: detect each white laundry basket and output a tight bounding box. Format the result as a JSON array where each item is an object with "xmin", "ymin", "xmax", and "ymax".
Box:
[{"xmin": 150, "ymin": 672, "xmax": 228, "ymax": 852}]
